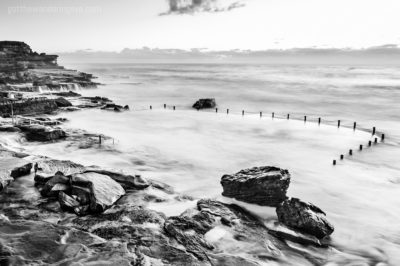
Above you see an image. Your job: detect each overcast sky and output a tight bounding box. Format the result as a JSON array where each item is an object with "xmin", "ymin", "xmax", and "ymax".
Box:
[{"xmin": 1, "ymin": 0, "xmax": 399, "ymax": 52}]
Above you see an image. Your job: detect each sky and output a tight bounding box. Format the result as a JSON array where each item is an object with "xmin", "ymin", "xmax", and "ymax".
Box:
[{"xmin": 0, "ymin": 0, "xmax": 400, "ymax": 53}]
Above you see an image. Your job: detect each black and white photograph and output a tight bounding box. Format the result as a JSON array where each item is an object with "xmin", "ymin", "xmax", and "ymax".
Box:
[{"xmin": 0, "ymin": 0, "xmax": 399, "ymax": 265}]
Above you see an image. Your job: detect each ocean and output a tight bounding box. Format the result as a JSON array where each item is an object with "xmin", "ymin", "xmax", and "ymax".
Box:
[{"xmin": 5, "ymin": 63, "xmax": 400, "ymax": 265}]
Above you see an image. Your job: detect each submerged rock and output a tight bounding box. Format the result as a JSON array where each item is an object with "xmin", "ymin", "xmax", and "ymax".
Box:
[
  {"xmin": 221, "ymin": 166, "xmax": 291, "ymax": 206},
  {"xmin": 17, "ymin": 124, "xmax": 66, "ymax": 141},
  {"xmin": 276, "ymin": 198, "xmax": 334, "ymax": 239},
  {"xmin": 192, "ymin": 98, "xmax": 216, "ymax": 110}
]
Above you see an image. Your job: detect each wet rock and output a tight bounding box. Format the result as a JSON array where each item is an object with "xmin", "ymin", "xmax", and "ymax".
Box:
[
  {"xmin": 192, "ymin": 98, "xmax": 216, "ymax": 109},
  {"xmin": 0, "ymin": 158, "xmax": 32, "ymax": 191},
  {"xmin": 221, "ymin": 166, "xmax": 291, "ymax": 207},
  {"xmin": 84, "ymin": 167, "xmax": 150, "ymax": 189},
  {"xmin": 268, "ymin": 223, "xmax": 326, "ymax": 247},
  {"xmin": 17, "ymin": 124, "xmax": 66, "ymax": 141},
  {"xmin": 34, "ymin": 159, "xmax": 85, "ymax": 183},
  {"xmin": 54, "ymin": 97, "xmax": 73, "ymax": 107},
  {"xmin": 40, "ymin": 173, "xmax": 70, "ymax": 197},
  {"xmin": 0, "ymin": 125, "xmax": 21, "ymax": 132},
  {"xmin": 70, "ymin": 172, "xmax": 125, "ymax": 213},
  {"xmin": 276, "ymin": 198, "xmax": 334, "ymax": 239}
]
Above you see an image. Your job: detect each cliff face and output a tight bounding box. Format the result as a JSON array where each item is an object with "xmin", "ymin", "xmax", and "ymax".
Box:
[
  {"xmin": 0, "ymin": 98, "xmax": 58, "ymax": 116},
  {"xmin": 0, "ymin": 41, "xmax": 97, "ymax": 88}
]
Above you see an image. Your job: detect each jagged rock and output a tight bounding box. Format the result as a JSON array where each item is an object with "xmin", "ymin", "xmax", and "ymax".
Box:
[
  {"xmin": 58, "ymin": 191, "xmax": 80, "ymax": 210},
  {"xmin": 17, "ymin": 124, "xmax": 66, "ymax": 141},
  {"xmin": 34, "ymin": 159, "xmax": 85, "ymax": 184},
  {"xmin": 40, "ymin": 173, "xmax": 70, "ymax": 197},
  {"xmin": 276, "ymin": 198, "xmax": 334, "ymax": 239},
  {"xmin": 54, "ymin": 97, "xmax": 72, "ymax": 107},
  {"xmin": 0, "ymin": 99, "xmax": 59, "ymax": 117},
  {"xmin": 268, "ymin": 223, "xmax": 326, "ymax": 247},
  {"xmin": 0, "ymin": 158, "xmax": 32, "ymax": 191},
  {"xmin": 84, "ymin": 168, "xmax": 150, "ymax": 189},
  {"xmin": 70, "ymin": 172, "xmax": 125, "ymax": 213},
  {"xmin": 221, "ymin": 166, "xmax": 290, "ymax": 206},
  {"xmin": 192, "ymin": 98, "xmax": 216, "ymax": 109},
  {"xmin": 123, "ymin": 105, "xmax": 129, "ymax": 110}
]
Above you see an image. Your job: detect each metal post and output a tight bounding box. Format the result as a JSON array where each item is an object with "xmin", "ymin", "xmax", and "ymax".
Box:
[
  {"xmin": 216, "ymin": 108, "xmax": 218, "ymax": 113},
  {"xmin": 349, "ymin": 149, "xmax": 353, "ymax": 156},
  {"xmin": 10, "ymin": 101, "xmax": 14, "ymax": 125},
  {"xmin": 99, "ymin": 135, "xmax": 102, "ymax": 145},
  {"xmin": 272, "ymin": 112, "xmax": 275, "ymax": 119},
  {"xmin": 374, "ymin": 138, "xmax": 378, "ymax": 144},
  {"xmin": 318, "ymin": 117, "xmax": 321, "ymax": 125},
  {"xmin": 333, "ymin": 160, "xmax": 336, "ymax": 165},
  {"xmin": 304, "ymin": 116, "xmax": 307, "ymax": 122},
  {"xmin": 150, "ymin": 105, "xmax": 152, "ymax": 110},
  {"xmin": 368, "ymin": 141, "xmax": 372, "ymax": 147},
  {"xmin": 260, "ymin": 112, "xmax": 262, "ymax": 118},
  {"xmin": 242, "ymin": 110, "xmax": 244, "ymax": 116},
  {"xmin": 287, "ymin": 114, "xmax": 289, "ymax": 120},
  {"xmin": 164, "ymin": 104, "xmax": 166, "ymax": 109},
  {"xmin": 227, "ymin": 109, "xmax": 229, "ymax": 114},
  {"xmin": 359, "ymin": 144, "xmax": 363, "ymax": 151},
  {"xmin": 381, "ymin": 134, "xmax": 385, "ymax": 141},
  {"xmin": 338, "ymin": 120, "xmax": 341, "ymax": 128},
  {"xmin": 173, "ymin": 106, "xmax": 175, "ymax": 110},
  {"xmin": 372, "ymin": 127, "xmax": 376, "ymax": 135},
  {"xmin": 353, "ymin": 122, "xmax": 356, "ymax": 130},
  {"xmin": 340, "ymin": 154, "xmax": 344, "ymax": 160}
]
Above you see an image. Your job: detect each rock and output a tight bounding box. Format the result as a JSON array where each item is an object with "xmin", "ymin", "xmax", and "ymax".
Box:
[
  {"xmin": 58, "ymin": 192, "xmax": 80, "ymax": 210},
  {"xmin": 268, "ymin": 223, "xmax": 326, "ymax": 247},
  {"xmin": 52, "ymin": 91, "xmax": 81, "ymax": 97},
  {"xmin": 84, "ymin": 168, "xmax": 150, "ymax": 189},
  {"xmin": 70, "ymin": 172, "xmax": 125, "ymax": 213},
  {"xmin": 192, "ymin": 98, "xmax": 216, "ymax": 109},
  {"xmin": 0, "ymin": 99, "xmax": 59, "ymax": 117},
  {"xmin": 54, "ymin": 97, "xmax": 72, "ymax": 107},
  {"xmin": 0, "ymin": 125, "xmax": 21, "ymax": 132},
  {"xmin": 17, "ymin": 124, "xmax": 66, "ymax": 141},
  {"xmin": 34, "ymin": 159, "xmax": 85, "ymax": 185},
  {"xmin": 0, "ymin": 158, "xmax": 32, "ymax": 191},
  {"xmin": 276, "ymin": 198, "xmax": 334, "ymax": 239},
  {"xmin": 123, "ymin": 105, "xmax": 130, "ymax": 110},
  {"xmin": 221, "ymin": 166, "xmax": 290, "ymax": 207},
  {"xmin": 40, "ymin": 173, "xmax": 70, "ymax": 197}
]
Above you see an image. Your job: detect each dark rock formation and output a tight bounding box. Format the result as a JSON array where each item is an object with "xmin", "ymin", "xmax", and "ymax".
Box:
[
  {"xmin": 276, "ymin": 198, "xmax": 334, "ymax": 239},
  {"xmin": 192, "ymin": 98, "xmax": 216, "ymax": 109},
  {"xmin": 84, "ymin": 167, "xmax": 150, "ymax": 189},
  {"xmin": 0, "ymin": 98, "xmax": 58, "ymax": 117},
  {"xmin": 17, "ymin": 124, "xmax": 66, "ymax": 141},
  {"xmin": 54, "ymin": 97, "xmax": 72, "ymax": 107},
  {"xmin": 51, "ymin": 90, "xmax": 81, "ymax": 97},
  {"xmin": 0, "ymin": 41, "xmax": 97, "ymax": 88},
  {"xmin": 221, "ymin": 166, "xmax": 291, "ymax": 206},
  {"xmin": 0, "ymin": 125, "xmax": 20, "ymax": 132},
  {"xmin": 268, "ymin": 223, "xmax": 326, "ymax": 247}
]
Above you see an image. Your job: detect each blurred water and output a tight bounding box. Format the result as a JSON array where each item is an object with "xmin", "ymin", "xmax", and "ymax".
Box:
[{"xmin": 10, "ymin": 63, "xmax": 400, "ymax": 264}]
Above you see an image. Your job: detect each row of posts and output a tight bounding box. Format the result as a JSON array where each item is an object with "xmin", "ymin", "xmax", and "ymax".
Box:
[{"xmin": 158, "ymin": 105, "xmax": 386, "ymax": 166}]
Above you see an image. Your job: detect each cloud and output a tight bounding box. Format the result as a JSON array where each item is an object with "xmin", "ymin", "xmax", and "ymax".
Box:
[{"xmin": 161, "ymin": 0, "xmax": 246, "ymax": 15}]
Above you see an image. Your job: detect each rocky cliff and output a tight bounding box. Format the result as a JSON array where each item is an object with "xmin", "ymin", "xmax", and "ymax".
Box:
[{"xmin": 0, "ymin": 41, "xmax": 97, "ymax": 88}]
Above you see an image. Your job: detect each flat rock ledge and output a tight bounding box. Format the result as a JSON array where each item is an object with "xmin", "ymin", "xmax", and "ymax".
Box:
[
  {"xmin": 276, "ymin": 197, "xmax": 334, "ymax": 239},
  {"xmin": 221, "ymin": 166, "xmax": 291, "ymax": 207}
]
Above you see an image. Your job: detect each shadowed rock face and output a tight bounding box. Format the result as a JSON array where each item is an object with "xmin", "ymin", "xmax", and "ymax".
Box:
[
  {"xmin": 0, "ymin": 157, "xmax": 32, "ymax": 191},
  {"xmin": 276, "ymin": 198, "xmax": 334, "ymax": 239},
  {"xmin": 221, "ymin": 166, "xmax": 291, "ymax": 206}
]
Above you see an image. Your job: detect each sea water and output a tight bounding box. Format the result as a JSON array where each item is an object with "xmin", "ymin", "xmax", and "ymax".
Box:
[{"xmin": 6, "ymin": 63, "xmax": 400, "ymax": 264}]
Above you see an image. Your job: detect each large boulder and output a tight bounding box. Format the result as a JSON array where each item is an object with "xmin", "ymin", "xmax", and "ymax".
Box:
[
  {"xmin": 18, "ymin": 125, "xmax": 66, "ymax": 141},
  {"xmin": 70, "ymin": 172, "xmax": 125, "ymax": 214},
  {"xmin": 192, "ymin": 98, "xmax": 216, "ymax": 110},
  {"xmin": 276, "ymin": 198, "xmax": 334, "ymax": 239},
  {"xmin": 83, "ymin": 168, "xmax": 150, "ymax": 189},
  {"xmin": 221, "ymin": 166, "xmax": 290, "ymax": 207}
]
